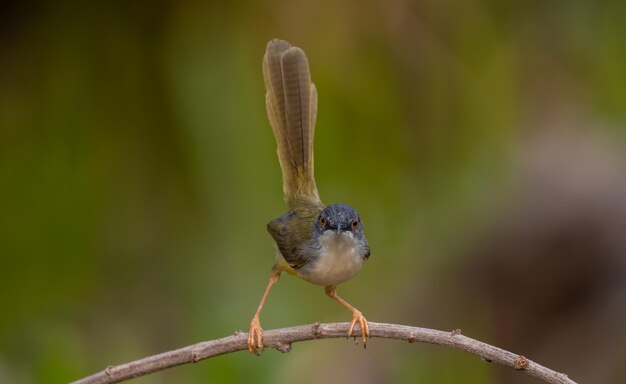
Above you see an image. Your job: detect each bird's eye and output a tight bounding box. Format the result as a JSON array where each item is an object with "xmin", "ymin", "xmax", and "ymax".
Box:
[
  {"xmin": 351, "ymin": 219, "xmax": 359, "ymax": 229},
  {"xmin": 319, "ymin": 217, "xmax": 326, "ymax": 226}
]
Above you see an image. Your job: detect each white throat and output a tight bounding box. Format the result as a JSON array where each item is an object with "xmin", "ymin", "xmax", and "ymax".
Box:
[{"xmin": 301, "ymin": 231, "xmax": 364, "ymax": 286}]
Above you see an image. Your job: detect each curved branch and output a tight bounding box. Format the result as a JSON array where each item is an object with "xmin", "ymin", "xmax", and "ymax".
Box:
[{"xmin": 72, "ymin": 322, "xmax": 576, "ymax": 384}]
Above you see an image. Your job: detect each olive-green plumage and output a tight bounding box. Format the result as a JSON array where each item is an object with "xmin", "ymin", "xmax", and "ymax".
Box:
[
  {"xmin": 248, "ymin": 39, "xmax": 370, "ymax": 354},
  {"xmin": 263, "ymin": 39, "xmax": 325, "ymax": 274}
]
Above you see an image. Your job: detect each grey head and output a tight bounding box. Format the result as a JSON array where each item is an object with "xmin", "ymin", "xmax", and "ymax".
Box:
[{"xmin": 314, "ymin": 203, "xmax": 370, "ymax": 258}]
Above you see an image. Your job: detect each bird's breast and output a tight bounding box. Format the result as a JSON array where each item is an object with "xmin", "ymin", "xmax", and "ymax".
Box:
[{"xmin": 298, "ymin": 231, "xmax": 364, "ymax": 286}]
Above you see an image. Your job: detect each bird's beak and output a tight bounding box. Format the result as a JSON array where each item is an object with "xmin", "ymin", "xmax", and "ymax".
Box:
[{"xmin": 336, "ymin": 224, "xmax": 342, "ymax": 234}]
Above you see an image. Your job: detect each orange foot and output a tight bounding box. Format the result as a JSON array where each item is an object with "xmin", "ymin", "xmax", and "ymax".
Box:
[
  {"xmin": 247, "ymin": 317, "xmax": 263, "ymax": 355},
  {"xmin": 348, "ymin": 310, "xmax": 370, "ymax": 345}
]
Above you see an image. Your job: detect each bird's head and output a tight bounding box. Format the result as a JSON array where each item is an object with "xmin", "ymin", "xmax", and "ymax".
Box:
[{"xmin": 315, "ymin": 203, "xmax": 365, "ymax": 238}]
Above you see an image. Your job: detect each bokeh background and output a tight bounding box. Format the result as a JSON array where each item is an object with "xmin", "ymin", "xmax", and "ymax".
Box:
[{"xmin": 1, "ymin": 1, "xmax": 625, "ymax": 383}]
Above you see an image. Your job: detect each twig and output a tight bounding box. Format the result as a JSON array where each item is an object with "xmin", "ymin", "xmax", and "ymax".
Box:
[{"xmin": 71, "ymin": 322, "xmax": 576, "ymax": 384}]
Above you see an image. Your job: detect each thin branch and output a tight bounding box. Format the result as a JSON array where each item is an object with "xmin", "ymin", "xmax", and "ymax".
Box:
[{"xmin": 72, "ymin": 322, "xmax": 576, "ymax": 384}]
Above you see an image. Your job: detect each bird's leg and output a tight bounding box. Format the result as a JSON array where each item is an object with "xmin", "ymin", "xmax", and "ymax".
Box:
[
  {"xmin": 248, "ymin": 270, "xmax": 281, "ymax": 355},
  {"xmin": 325, "ymin": 285, "xmax": 370, "ymax": 345}
]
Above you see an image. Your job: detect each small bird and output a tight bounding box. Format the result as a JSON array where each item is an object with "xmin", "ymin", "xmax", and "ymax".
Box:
[{"xmin": 247, "ymin": 39, "xmax": 371, "ymax": 354}]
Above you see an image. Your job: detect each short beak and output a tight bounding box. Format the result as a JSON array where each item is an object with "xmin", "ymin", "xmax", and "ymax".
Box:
[{"xmin": 336, "ymin": 224, "xmax": 342, "ymax": 234}]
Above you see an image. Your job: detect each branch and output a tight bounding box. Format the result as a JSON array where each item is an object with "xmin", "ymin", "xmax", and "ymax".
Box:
[{"xmin": 72, "ymin": 322, "xmax": 576, "ymax": 384}]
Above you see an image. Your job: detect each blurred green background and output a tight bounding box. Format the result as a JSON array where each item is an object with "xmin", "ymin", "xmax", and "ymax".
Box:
[{"xmin": 1, "ymin": 1, "xmax": 625, "ymax": 383}]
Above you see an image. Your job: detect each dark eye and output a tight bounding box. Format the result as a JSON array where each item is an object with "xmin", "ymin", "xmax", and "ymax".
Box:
[
  {"xmin": 351, "ymin": 219, "xmax": 359, "ymax": 229},
  {"xmin": 319, "ymin": 217, "xmax": 326, "ymax": 226}
]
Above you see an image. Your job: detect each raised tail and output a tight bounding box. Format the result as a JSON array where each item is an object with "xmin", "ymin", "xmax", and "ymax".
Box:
[{"xmin": 263, "ymin": 39, "xmax": 320, "ymax": 208}]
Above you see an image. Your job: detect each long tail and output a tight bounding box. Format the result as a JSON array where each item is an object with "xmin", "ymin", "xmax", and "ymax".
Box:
[{"xmin": 263, "ymin": 39, "xmax": 320, "ymax": 208}]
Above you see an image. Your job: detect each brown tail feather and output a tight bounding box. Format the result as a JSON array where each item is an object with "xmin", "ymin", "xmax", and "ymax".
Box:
[{"xmin": 263, "ymin": 39, "xmax": 320, "ymax": 207}]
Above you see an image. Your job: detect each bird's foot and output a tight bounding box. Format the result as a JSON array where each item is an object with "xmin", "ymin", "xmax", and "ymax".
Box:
[
  {"xmin": 347, "ymin": 310, "xmax": 370, "ymax": 346},
  {"xmin": 247, "ymin": 317, "xmax": 263, "ymax": 355}
]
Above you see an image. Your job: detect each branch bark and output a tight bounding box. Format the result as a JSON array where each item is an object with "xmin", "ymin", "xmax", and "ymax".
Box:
[{"xmin": 72, "ymin": 322, "xmax": 576, "ymax": 384}]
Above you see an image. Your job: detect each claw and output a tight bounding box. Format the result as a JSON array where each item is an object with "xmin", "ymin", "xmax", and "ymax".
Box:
[
  {"xmin": 347, "ymin": 310, "xmax": 369, "ymax": 346},
  {"xmin": 248, "ymin": 317, "xmax": 264, "ymax": 355}
]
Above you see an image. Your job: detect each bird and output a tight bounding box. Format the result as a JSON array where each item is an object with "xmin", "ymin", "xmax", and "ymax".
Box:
[{"xmin": 247, "ymin": 39, "xmax": 371, "ymax": 354}]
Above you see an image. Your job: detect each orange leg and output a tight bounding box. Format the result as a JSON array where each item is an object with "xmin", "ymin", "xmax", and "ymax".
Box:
[
  {"xmin": 325, "ymin": 285, "xmax": 370, "ymax": 345},
  {"xmin": 248, "ymin": 271, "xmax": 281, "ymax": 354}
]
